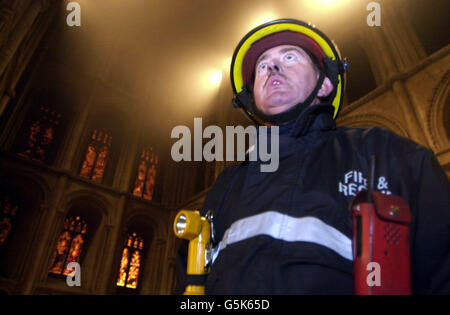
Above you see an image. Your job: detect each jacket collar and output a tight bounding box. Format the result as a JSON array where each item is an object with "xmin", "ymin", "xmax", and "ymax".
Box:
[
  {"xmin": 244, "ymin": 103, "xmax": 336, "ymax": 162},
  {"xmin": 289, "ymin": 103, "xmax": 336, "ymax": 138}
]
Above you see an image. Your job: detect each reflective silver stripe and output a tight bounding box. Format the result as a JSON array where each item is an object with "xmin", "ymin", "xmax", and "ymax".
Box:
[{"xmin": 212, "ymin": 211, "xmax": 353, "ymax": 263}]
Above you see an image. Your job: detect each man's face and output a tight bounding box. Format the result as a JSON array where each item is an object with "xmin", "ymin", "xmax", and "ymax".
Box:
[{"xmin": 253, "ymin": 45, "xmax": 320, "ymax": 115}]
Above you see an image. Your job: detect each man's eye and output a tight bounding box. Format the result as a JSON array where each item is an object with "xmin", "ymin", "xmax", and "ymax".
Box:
[
  {"xmin": 284, "ymin": 54, "xmax": 296, "ymax": 61},
  {"xmin": 258, "ymin": 63, "xmax": 267, "ymax": 71}
]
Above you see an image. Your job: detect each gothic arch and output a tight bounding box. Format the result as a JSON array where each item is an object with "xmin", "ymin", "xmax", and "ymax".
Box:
[
  {"xmin": 62, "ymin": 189, "xmax": 112, "ymax": 224},
  {"xmin": 337, "ymin": 113, "xmax": 410, "ymax": 138},
  {"xmin": 114, "ymin": 209, "xmax": 163, "ymax": 294},
  {"xmin": 0, "ymin": 170, "xmax": 50, "ymax": 279},
  {"xmin": 427, "ymin": 71, "xmax": 450, "ymax": 151},
  {"xmin": 122, "ymin": 208, "xmax": 165, "ymax": 240},
  {"xmin": 0, "ymin": 169, "xmax": 50, "ymax": 205},
  {"xmin": 45, "ymin": 191, "xmax": 111, "ymax": 284}
]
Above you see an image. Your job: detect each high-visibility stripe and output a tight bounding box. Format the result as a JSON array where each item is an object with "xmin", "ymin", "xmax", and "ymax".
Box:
[{"xmin": 212, "ymin": 211, "xmax": 353, "ymax": 263}]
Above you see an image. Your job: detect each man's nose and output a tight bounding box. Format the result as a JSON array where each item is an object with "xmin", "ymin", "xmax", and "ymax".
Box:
[{"xmin": 267, "ymin": 59, "xmax": 282, "ymax": 73}]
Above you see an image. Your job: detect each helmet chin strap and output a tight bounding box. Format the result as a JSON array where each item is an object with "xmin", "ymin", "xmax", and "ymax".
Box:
[{"xmin": 233, "ymin": 71, "xmax": 325, "ymax": 125}]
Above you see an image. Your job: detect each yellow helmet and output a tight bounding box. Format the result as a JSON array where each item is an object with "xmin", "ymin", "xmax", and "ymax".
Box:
[{"xmin": 230, "ymin": 19, "xmax": 348, "ymax": 125}]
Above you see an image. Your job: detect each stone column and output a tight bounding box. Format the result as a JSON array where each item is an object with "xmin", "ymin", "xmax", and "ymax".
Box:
[
  {"xmin": 204, "ymin": 161, "xmax": 216, "ymax": 188},
  {"xmin": 58, "ymin": 66, "xmax": 106, "ymax": 172},
  {"xmin": 0, "ymin": 0, "xmax": 48, "ymax": 78},
  {"xmin": 59, "ymin": 102, "xmax": 92, "ymax": 172},
  {"xmin": 212, "ymin": 71, "xmax": 231, "ymax": 180},
  {"xmin": 89, "ymin": 223, "xmax": 113, "ymax": 293},
  {"xmin": 173, "ymin": 164, "xmax": 192, "ymax": 206},
  {"xmin": 160, "ymin": 162, "xmax": 172, "ymax": 207},
  {"xmin": 97, "ymin": 195, "xmax": 127, "ymax": 294},
  {"xmin": 356, "ymin": 0, "xmax": 429, "ymax": 147},
  {"xmin": 157, "ymin": 222, "xmax": 178, "ymax": 294},
  {"xmin": 0, "ymin": 3, "xmax": 16, "ymax": 43},
  {"xmin": 113, "ymin": 109, "xmax": 143, "ymax": 192},
  {"xmin": 381, "ymin": 0, "xmax": 426, "ymax": 72},
  {"xmin": 392, "ymin": 80, "xmax": 428, "ymax": 146},
  {"xmin": 161, "ymin": 160, "xmax": 180, "ymax": 207},
  {"xmin": 0, "ymin": 1, "xmax": 55, "ymax": 118},
  {"xmin": 177, "ymin": 165, "xmax": 189, "ymax": 204},
  {"xmin": 140, "ymin": 237, "xmax": 167, "ymax": 294},
  {"xmin": 17, "ymin": 202, "xmax": 49, "ymax": 293},
  {"xmin": 21, "ymin": 174, "xmax": 68, "ymax": 294},
  {"xmin": 358, "ymin": 0, "xmax": 427, "ymax": 84},
  {"xmin": 357, "ymin": 27, "xmax": 399, "ymax": 85}
]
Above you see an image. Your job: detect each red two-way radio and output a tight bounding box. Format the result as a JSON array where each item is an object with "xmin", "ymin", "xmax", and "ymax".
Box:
[{"xmin": 351, "ymin": 156, "xmax": 412, "ymax": 295}]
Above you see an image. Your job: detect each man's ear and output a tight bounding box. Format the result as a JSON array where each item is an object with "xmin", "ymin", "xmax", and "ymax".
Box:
[{"xmin": 317, "ymin": 76, "xmax": 334, "ymax": 98}]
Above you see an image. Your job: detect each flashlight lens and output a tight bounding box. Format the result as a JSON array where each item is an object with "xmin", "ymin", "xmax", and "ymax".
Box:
[{"xmin": 176, "ymin": 214, "xmax": 187, "ymax": 235}]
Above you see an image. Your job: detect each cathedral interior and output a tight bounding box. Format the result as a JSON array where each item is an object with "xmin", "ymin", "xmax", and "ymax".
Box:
[{"xmin": 0, "ymin": 0, "xmax": 448, "ymax": 294}]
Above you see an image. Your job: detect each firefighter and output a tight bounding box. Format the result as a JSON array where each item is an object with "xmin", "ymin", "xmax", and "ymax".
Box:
[{"xmin": 176, "ymin": 19, "xmax": 450, "ymax": 294}]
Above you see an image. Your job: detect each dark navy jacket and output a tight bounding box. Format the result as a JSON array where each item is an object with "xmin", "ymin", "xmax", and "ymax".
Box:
[{"xmin": 177, "ymin": 103, "xmax": 450, "ymax": 295}]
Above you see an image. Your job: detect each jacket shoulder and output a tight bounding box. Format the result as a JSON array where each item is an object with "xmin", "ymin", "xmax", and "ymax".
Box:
[
  {"xmin": 335, "ymin": 125, "xmax": 430, "ymax": 156},
  {"xmin": 200, "ymin": 164, "xmax": 241, "ymax": 215}
]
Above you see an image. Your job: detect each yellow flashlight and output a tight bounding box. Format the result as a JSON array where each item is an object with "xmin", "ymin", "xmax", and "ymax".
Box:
[{"xmin": 173, "ymin": 210, "xmax": 212, "ymax": 295}]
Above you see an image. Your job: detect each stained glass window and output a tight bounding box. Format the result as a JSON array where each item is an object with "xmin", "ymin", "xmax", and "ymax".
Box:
[
  {"xmin": 49, "ymin": 216, "xmax": 87, "ymax": 276},
  {"xmin": 132, "ymin": 147, "xmax": 158, "ymax": 200},
  {"xmin": 0, "ymin": 196, "xmax": 19, "ymax": 246},
  {"xmin": 116, "ymin": 232, "xmax": 144, "ymax": 289},
  {"xmin": 80, "ymin": 129, "xmax": 112, "ymax": 183},
  {"xmin": 18, "ymin": 105, "xmax": 61, "ymax": 162}
]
